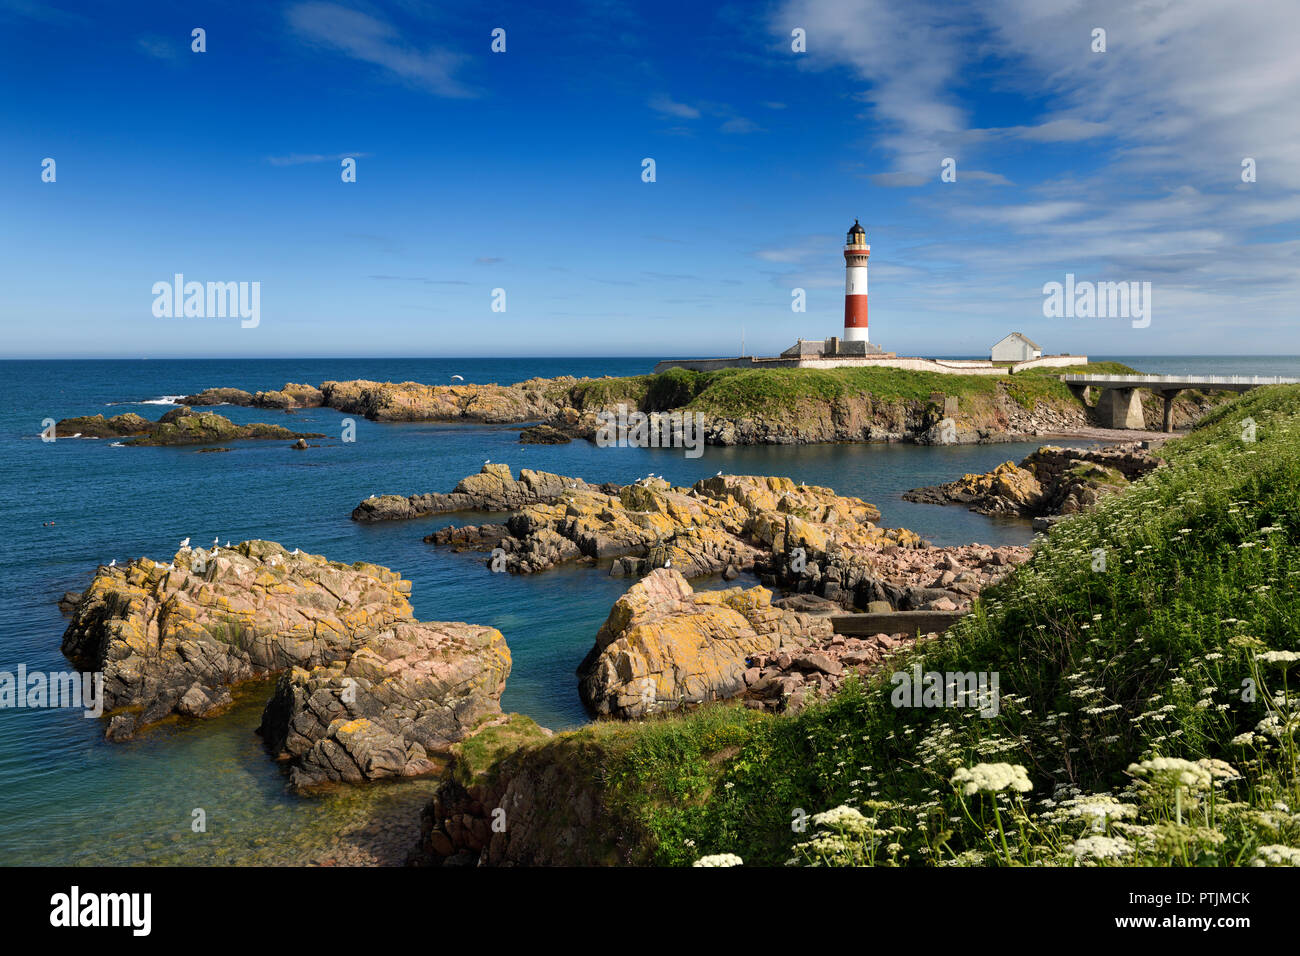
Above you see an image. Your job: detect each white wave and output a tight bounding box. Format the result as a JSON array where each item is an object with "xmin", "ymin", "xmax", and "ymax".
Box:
[
  {"xmin": 139, "ymin": 394, "xmax": 188, "ymax": 405},
  {"xmin": 109, "ymin": 442, "xmax": 125, "ymax": 448}
]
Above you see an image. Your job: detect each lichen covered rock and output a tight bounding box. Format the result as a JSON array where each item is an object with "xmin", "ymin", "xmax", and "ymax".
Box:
[
  {"xmin": 577, "ymin": 568, "xmax": 833, "ymax": 718},
  {"xmin": 258, "ymin": 621, "xmax": 511, "ymax": 788},
  {"xmin": 62, "ymin": 541, "xmax": 417, "ymax": 730}
]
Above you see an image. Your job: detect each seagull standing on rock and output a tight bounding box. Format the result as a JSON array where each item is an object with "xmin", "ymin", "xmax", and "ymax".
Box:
[
  {"xmin": 108, "ymin": 559, "xmax": 116, "ymax": 567},
  {"xmin": 179, "ymin": 537, "xmax": 190, "ymax": 549}
]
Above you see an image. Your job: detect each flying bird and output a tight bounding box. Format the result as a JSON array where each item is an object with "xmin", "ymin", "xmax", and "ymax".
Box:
[{"xmin": 451, "ymin": 374, "xmax": 464, "ymax": 382}]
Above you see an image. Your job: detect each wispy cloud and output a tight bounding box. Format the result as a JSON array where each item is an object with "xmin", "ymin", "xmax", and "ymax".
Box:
[
  {"xmin": 136, "ymin": 35, "xmax": 177, "ymax": 60},
  {"xmin": 648, "ymin": 95, "xmax": 700, "ymax": 119},
  {"xmin": 266, "ymin": 152, "xmax": 370, "ymax": 166},
  {"xmin": 286, "ymin": 2, "xmax": 475, "ymax": 98}
]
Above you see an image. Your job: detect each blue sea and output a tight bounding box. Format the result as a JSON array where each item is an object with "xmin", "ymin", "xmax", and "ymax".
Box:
[{"xmin": 1, "ymin": 355, "xmax": 1293, "ymax": 865}]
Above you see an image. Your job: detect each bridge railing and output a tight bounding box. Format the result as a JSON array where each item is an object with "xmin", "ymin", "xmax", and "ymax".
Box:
[{"xmin": 1061, "ymin": 374, "xmax": 1300, "ymax": 386}]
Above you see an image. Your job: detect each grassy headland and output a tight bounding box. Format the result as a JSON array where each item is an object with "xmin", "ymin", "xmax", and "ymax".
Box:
[
  {"xmin": 437, "ymin": 384, "xmax": 1300, "ymax": 867},
  {"xmin": 570, "ymin": 361, "xmax": 1140, "ymax": 417}
]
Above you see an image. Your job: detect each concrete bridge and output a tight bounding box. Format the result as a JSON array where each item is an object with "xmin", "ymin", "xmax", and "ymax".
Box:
[{"xmin": 1061, "ymin": 374, "xmax": 1299, "ymax": 431}]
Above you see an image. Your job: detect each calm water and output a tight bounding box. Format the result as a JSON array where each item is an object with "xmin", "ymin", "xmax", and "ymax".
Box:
[{"xmin": 1, "ymin": 355, "xmax": 1291, "ymax": 865}]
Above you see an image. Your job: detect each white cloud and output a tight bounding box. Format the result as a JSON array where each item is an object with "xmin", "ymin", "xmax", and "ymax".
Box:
[
  {"xmin": 286, "ymin": 2, "xmax": 474, "ymax": 98},
  {"xmin": 648, "ymin": 95, "xmax": 701, "ymax": 119}
]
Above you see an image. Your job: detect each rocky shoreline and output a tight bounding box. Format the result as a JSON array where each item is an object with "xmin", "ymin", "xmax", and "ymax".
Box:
[
  {"xmin": 903, "ymin": 441, "xmax": 1164, "ymax": 528},
  {"xmin": 169, "ymin": 367, "xmax": 1225, "ymax": 447}
]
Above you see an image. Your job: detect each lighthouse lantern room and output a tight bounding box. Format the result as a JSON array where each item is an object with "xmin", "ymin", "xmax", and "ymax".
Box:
[{"xmin": 843, "ymin": 219, "xmax": 870, "ymax": 342}]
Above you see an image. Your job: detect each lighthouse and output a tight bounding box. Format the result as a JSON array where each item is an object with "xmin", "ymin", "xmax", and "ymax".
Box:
[{"xmin": 843, "ymin": 219, "xmax": 869, "ymax": 342}]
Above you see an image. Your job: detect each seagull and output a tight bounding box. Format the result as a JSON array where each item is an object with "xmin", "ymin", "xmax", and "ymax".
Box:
[
  {"xmin": 716, "ymin": 470, "xmax": 722, "ymax": 476},
  {"xmin": 368, "ymin": 494, "xmax": 376, "ymax": 499},
  {"xmin": 664, "ymin": 558, "xmax": 672, "ymax": 568},
  {"xmin": 451, "ymin": 374, "xmax": 464, "ymax": 382},
  {"xmin": 224, "ymin": 540, "xmax": 231, "ymax": 548},
  {"xmin": 179, "ymin": 537, "xmax": 190, "ymax": 549},
  {"xmin": 291, "ymin": 547, "xmax": 300, "ymax": 555},
  {"xmin": 484, "ymin": 459, "xmax": 491, "ymax": 465},
  {"xmin": 212, "ymin": 536, "xmax": 219, "ymax": 547},
  {"xmin": 108, "ymin": 559, "xmax": 116, "ymax": 567}
]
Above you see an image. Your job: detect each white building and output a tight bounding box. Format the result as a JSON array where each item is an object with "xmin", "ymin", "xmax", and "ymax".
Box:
[{"xmin": 991, "ymin": 332, "xmax": 1042, "ymax": 362}]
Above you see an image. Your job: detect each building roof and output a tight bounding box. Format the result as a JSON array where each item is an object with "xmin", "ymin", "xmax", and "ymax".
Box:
[
  {"xmin": 848, "ymin": 219, "xmax": 865, "ymax": 236},
  {"xmin": 993, "ymin": 331, "xmax": 1041, "ymax": 349}
]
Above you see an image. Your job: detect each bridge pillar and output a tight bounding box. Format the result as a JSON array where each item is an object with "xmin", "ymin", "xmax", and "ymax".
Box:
[
  {"xmin": 1096, "ymin": 387, "xmax": 1145, "ymax": 430},
  {"xmin": 1156, "ymin": 388, "xmax": 1182, "ymax": 432},
  {"xmin": 1066, "ymin": 383, "xmax": 1091, "ymax": 404}
]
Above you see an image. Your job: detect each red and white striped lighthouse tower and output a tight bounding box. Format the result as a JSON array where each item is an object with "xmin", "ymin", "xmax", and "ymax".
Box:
[{"xmin": 843, "ymin": 219, "xmax": 869, "ymax": 342}]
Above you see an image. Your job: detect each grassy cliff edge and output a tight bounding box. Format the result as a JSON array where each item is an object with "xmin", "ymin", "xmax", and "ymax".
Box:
[{"xmin": 421, "ymin": 384, "xmax": 1300, "ymax": 867}]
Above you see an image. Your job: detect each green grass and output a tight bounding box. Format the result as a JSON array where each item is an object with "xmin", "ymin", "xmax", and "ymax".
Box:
[
  {"xmin": 567, "ymin": 361, "xmax": 1140, "ymax": 420},
  {"xmin": 479, "ymin": 384, "xmax": 1300, "ymax": 866}
]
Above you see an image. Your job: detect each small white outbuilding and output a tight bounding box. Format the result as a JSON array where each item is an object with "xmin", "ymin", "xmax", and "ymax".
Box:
[{"xmin": 991, "ymin": 332, "xmax": 1042, "ymax": 362}]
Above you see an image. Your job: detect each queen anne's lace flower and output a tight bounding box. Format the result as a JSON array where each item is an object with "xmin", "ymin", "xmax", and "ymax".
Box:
[
  {"xmin": 692, "ymin": 853, "xmax": 743, "ymax": 867},
  {"xmin": 811, "ymin": 805, "xmax": 869, "ymax": 833},
  {"xmin": 1068, "ymin": 835, "xmax": 1133, "ymax": 860},
  {"xmin": 1127, "ymin": 757, "xmax": 1215, "ymax": 792},
  {"xmin": 1255, "ymin": 650, "xmax": 1300, "ymax": 664},
  {"xmin": 951, "ymin": 763, "xmax": 1033, "ymax": 795},
  {"xmin": 1250, "ymin": 845, "xmax": 1300, "ymax": 867}
]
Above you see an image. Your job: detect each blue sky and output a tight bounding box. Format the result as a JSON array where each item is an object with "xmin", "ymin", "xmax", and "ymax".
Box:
[{"xmin": 3, "ymin": 0, "xmax": 1298, "ymax": 358}]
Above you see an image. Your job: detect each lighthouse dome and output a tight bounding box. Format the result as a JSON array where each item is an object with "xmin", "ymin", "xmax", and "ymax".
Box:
[{"xmin": 847, "ymin": 220, "xmax": 866, "ymax": 241}]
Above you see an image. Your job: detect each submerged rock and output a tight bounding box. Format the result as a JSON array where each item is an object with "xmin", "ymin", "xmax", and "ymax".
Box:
[{"xmin": 519, "ymin": 424, "xmax": 572, "ymax": 444}]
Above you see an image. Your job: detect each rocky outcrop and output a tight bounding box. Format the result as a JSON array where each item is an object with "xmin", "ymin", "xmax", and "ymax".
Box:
[
  {"xmin": 408, "ymin": 467, "xmax": 920, "ymax": 582},
  {"xmin": 903, "ymin": 443, "xmax": 1163, "ymax": 520},
  {"xmin": 62, "ymin": 541, "xmax": 414, "ymax": 732},
  {"xmin": 258, "ymin": 621, "xmax": 511, "ymax": 789},
  {"xmin": 412, "ymin": 469, "xmax": 1027, "ymax": 618},
  {"xmin": 55, "ymin": 407, "xmax": 322, "ymax": 445},
  {"xmin": 577, "ymin": 569, "xmax": 835, "ymax": 719},
  {"xmin": 60, "ymin": 540, "xmax": 513, "ymax": 756},
  {"xmin": 53, "ymin": 412, "xmax": 152, "ymax": 438},
  {"xmin": 181, "ymin": 383, "xmax": 322, "ymax": 409},
  {"xmin": 319, "ymin": 377, "xmax": 580, "ymax": 424},
  {"xmin": 180, "ymin": 387, "xmax": 256, "ymax": 406},
  {"xmin": 351, "ymin": 464, "xmax": 607, "ymax": 522}
]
